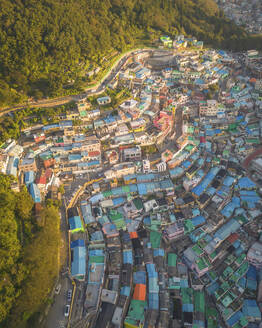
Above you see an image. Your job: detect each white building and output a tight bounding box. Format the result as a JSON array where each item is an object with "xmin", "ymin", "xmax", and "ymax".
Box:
[
  {"xmin": 156, "ymin": 161, "xmax": 167, "ymax": 172},
  {"xmin": 142, "ymin": 159, "xmax": 151, "ymax": 173},
  {"xmin": 199, "ymin": 100, "xmax": 218, "ymax": 116},
  {"xmin": 123, "ymin": 146, "xmax": 142, "ymax": 162}
]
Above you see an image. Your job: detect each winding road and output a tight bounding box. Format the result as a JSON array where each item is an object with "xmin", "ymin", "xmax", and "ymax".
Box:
[{"xmin": 0, "ymin": 48, "xmax": 152, "ymax": 118}]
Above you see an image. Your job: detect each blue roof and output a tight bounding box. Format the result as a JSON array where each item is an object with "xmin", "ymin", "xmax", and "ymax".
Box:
[
  {"xmin": 29, "ymin": 183, "xmax": 41, "ymax": 203},
  {"xmin": 182, "ymin": 303, "xmax": 194, "ymax": 312},
  {"xmin": 191, "ymin": 215, "xmax": 206, "ymax": 227},
  {"xmin": 89, "ymin": 249, "xmax": 104, "ymax": 256},
  {"xmin": 214, "ymin": 219, "xmax": 241, "ymax": 241},
  {"xmin": 146, "ymin": 263, "xmax": 158, "ymax": 278},
  {"xmin": 123, "ymin": 250, "xmax": 133, "ymax": 264},
  {"xmin": 71, "ymin": 239, "xmax": 85, "ymax": 248},
  {"xmin": 24, "ymin": 171, "xmax": 35, "ymax": 185},
  {"xmin": 71, "ymin": 240, "xmax": 86, "ymax": 278},
  {"xmin": 113, "ymin": 197, "xmax": 126, "ymax": 206},
  {"xmin": 69, "ymin": 216, "xmax": 83, "ymax": 231},
  {"xmin": 138, "ymin": 183, "xmax": 147, "ymax": 195},
  {"xmin": 69, "ymin": 154, "xmax": 82, "ymax": 161},
  {"xmin": 226, "ymin": 310, "xmax": 243, "ymax": 327},
  {"xmin": 246, "ymin": 265, "xmax": 257, "ymax": 280},
  {"xmin": 91, "ymin": 230, "xmax": 104, "ymax": 241},
  {"xmin": 89, "ymin": 193, "xmax": 104, "ymax": 204},
  {"xmin": 42, "ymin": 123, "xmax": 59, "ymax": 131},
  {"xmin": 121, "ymin": 286, "xmax": 131, "ymax": 297},
  {"xmin": 153, "ymin": 248, "xmax": 165, "ymax": 257},
  {"xmin": 221, "ymin": 197, "xmax": 241, "ymax": 218},
  {"xmin": 148, "ymin": 293, "xmax": 159, "ymax": 310},
  {"xmin": 242, "ymin": 299, "xmax": 261, "ymax": 320},
  {"xmin": 137, "ymin": 173, "xmax": 157, "ymax": 182},
  {"xmin": 223, "ymin": 176, "xmax": 235, "ymax": 187},
  {"xmin": 192, "ymin": 208, "xmax": 200, "ymax": 216},
  {"xmin": 182, "ymin": 160, "xmax": 191, "ymax": 169},
  {"xmin": 169, "ymin": 167, "xmax": 183, "ymax": 177},
  {"xmin": 59, "ymin": 120, "xmax": 72, "ymax": 128},
  {"xmin": 80, "ymin": 202, "xmax": 95, "ymax": 225},
  {"xmin": 134, "ymin": 271, "xmax": 146, "ymax": 285},
  {"xmin": 237, "ymin": 177, "xmax": 256, "ymax": 189}
]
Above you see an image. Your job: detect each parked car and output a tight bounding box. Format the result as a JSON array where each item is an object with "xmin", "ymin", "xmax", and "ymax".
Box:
[
  {"xmin": 64, "ymin": 304, "xmax": 70, "ymax": 317},
  {"xmin": 67, "ymin": 289, "xmax": 72, "ymax": 303},
  {"xmin": 54, "ymin": 283, "xmax": 61, "ymax": 294}
]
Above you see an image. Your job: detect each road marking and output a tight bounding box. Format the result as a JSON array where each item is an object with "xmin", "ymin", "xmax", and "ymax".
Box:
[{"xmin": 58, "ymin": 320, "xmax": 66, "ymax": 328}]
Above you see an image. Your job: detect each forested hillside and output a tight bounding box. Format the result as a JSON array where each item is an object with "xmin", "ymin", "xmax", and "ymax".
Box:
[
  {"xmin": 0, "ymin": 174, "xmax": 61, "ymax": 328},
  {"xmin": 0, "ymin": 0, "xmax": 258, "ymax": 107}
]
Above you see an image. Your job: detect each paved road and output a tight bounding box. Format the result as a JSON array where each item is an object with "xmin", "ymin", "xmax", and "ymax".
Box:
[
  {"xmin": 45, "ymin": 276, "xmax": 73, "ymax": 328},
  {"xmin": 0, "ymin": 48, "xmax": 152, "ymax": 117},
  {"xmin": 44, "ymin": 197, "xmax": 73, "ymax": 328}
]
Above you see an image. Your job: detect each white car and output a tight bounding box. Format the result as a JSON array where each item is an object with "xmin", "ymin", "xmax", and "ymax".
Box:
[
  {"xmin": 64, "ymin": 304, "xmax": 70, "ymax": 317},
  {"xmin": 54, "ymin": 283, "xmax": 61, "ymax": 294}
]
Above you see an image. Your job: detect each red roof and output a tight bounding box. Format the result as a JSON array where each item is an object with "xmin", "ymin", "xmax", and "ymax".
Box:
[
  {"xmin": 44, "ymin": 168, "xmax": 53, "ymax": 179},
  {"xmin": 129, "ymin": 231, "xmax": 138, "ymax": 239},
  {"xmin": 227, "ymin": 233, "xmax": 239, "ymax": 244},
  {"xmin": 36, "ymin": 176, "xmax": 46, "ymax": 185},
  {"xmin": 88, "ymin": 151, "xmax": 100, "ymax": 157}
]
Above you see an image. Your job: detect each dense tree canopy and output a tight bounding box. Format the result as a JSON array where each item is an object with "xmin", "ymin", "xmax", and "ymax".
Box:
[
  {"xmin": 0, "ymin": 174, "xmax": 61, "ymax": 327},
  {"xmin": 0, "ymin": 0, "xmax": 260, "ymax": 107}
]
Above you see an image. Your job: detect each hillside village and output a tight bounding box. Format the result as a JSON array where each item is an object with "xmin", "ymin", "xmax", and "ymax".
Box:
[
  {"xmin": 215, "ymin": 0, "xmax": 262, "ymax": 34},
  {"xmin": 1, "ymin": 36, "xmax": 262, "ymax": 328}
]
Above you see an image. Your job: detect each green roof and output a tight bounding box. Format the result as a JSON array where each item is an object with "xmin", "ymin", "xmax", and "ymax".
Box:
[
  {"xmin": 221, "ymin": 291, "xmax": 235, "ymax": 307},
  {"xmin": 185, "ymin": 144, "xmax": 194, "ymax": 152},
  {"xmin": 124, "ymin": 299, "xmax": 147, "ymax": 327},
  {"xmin": 235, "ymin": 253, "xmax": 246, "ymax": 266},
  {"xmin": 239, "ymin": 316, "xmax": 248, "ymax": 326},
  {"xmin": 184, "ymin": 219, "xmax": 195, "ymax": 234},
  {"xmin": 206, "ymin": 307, "xmax": 218, "ymax": 318},
  {"xmin": 225, "ymin": 254, "xmax": 236, "ymax": 265},
  {"xmin": 113, "ymin": 218, "xmax": 126, "ymax": 230},
  {"xmin": 222, "ymin": 266, "xmax": 234, "ymax": 280},
  {"xmin": 150, "ymin": 231, "xmax": 162, "ymax": 249},
  {"xmin": 196, "ymin": 256, "xmax": 211, "ymax": 271},
  {"xmin": 209, "ymin": 250, "xmax": 218, "ymax": 260},
  {"xmin": 122, "ymin": 185, "xmax": 130, "ymax": 193},
  {"xmin": 235, "ymin": 261, "xmax": 248, "ymax": 278},
  {"xmin": 169, "ymin": 277, "xmax": 181, "ymax": 289},
  {"xmin": 168, "ymin": 253, "xmax": 177, "ymax": 267},
  {"xmin": 181, "ymin": 288, "xmax": 193, "ymax": 305},
  {"xmin": 246, "ymin": 138, "xmax": 260, "ymax": 144},
  {"xmin": 133, "ymin": 198, "xmax": 143, "ymax": 210},
  {"xmin": 89, "ymin": 255, "xmax": 104, "ymax": 264},
  {"xmin": 109, "ymin": 209, "xmax": 123, "ymax": 221},
  {"xmin": 57, "ymin": 137, "xmax": 63, "ymax": 143},
  {"xmin": 192, "ymin": 244, "xmax": 203, "ymax": 256},
  {"xmin": 188, "ymin": 126, "xmax": 194, "ymax": 134},
  {"xmin": 79, "ymin": 110, "xmax": 87, "ymax": 117},
  {"xmin": 194, "ymin": 291, "xmax": 205, "ymax": 313},
  {"xmin": 103, "ymin": 190, "xmax": 113, "ymax": 198},
  {"xmin": 208, "ymin": 271, "xmax": 217, "ymax": 281}
]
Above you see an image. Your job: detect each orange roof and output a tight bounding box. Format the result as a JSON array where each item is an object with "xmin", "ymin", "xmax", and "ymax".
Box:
[
  {"xmin": 249, "ymin": 78, "xmax": 256, "ymax": 83},
  {"xmin": 44, "ymin": 158, "xmax": 55, "ymax": 168},
  {"xmin": 133, "ymin": 284, "xmax": 146, "ymax": 301},
  {"xmin": 129, "ymin": 231, "xmax": 138, "ymax": 239}
]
